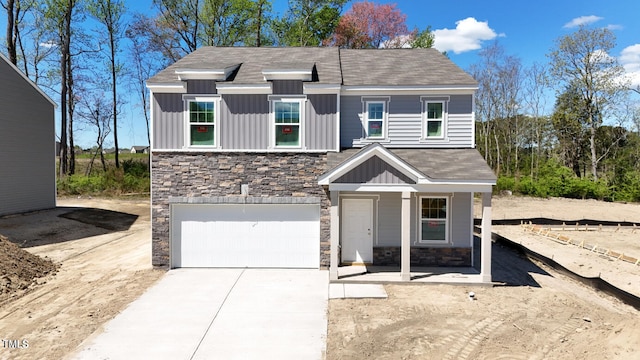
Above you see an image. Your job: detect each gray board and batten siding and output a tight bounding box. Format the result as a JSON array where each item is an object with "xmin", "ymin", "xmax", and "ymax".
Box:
[
  {"xmin": 340, "ymin": 94, "xmax": 474, "ymax": 149},
  {"xmin": 0, "ymin": 54, "xmax": 56, "ymax": 216},
  {"xmin": 152, "ymin": 80, "xmax": 337, "ymax": 151}
]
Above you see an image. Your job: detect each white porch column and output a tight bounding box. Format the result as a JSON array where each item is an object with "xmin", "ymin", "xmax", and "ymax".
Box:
[
  {"xmin": 329, "ymin": 190, "xmax": 340, "ymax": 281},
  {"xmin": 480, "ymin": 191, "xmax": 493, "ymax": 283},
  {"xmin": 400, "ymin": 191, "xmax": 411, "ymax": 281}
]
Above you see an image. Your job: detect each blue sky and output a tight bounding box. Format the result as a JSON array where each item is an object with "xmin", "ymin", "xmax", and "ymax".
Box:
[{"xmin": 4, "ymin": 0, "xmax": 640, "ymax": 149}]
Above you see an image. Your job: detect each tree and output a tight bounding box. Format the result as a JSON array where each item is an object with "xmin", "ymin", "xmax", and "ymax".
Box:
[
  {"xmin": 88, "ymin": 0, "xmax": 125, "ymax": 168},
  {"xmin": 77, "ymin": 87, "xmax": 112, "ymax": 175},
  {"xmin": 126, "ymin": 13, "xmax": 164, "ymax": 147},
  {"xmin": 470, "ymin": 41, "xmax": 522, "ymax": 176},
  {"xmin": 548, "ymin": 25, "xmax": 629, "ymax": 180},
  {"xmin": 551, "ymin": 83, "xmax": 589, "ymax": 177},
  {"xmin": 522, "ymin": 62, "xmax": 552, "ymax": 178},
  {"xmin": 410, "ymin": 26, "xmax": 434, "ymax": 49},
  {"xmin": 199, "ymin": 0, "xmax": 270, "ymax": 46},
  {"xmin": 2, "ymin": 0, "xmax": 19, "ymax": 64},
  {"xmin": 273, "ymin": 0, "xmax": 345, "ymax": 46},
  {"xmin": 43, "ymin": 0, "xmax": 79, "ymax": 177},
  {"xmin": 327, "ymin": 1, "xmax": 409, "ymax": 48}
]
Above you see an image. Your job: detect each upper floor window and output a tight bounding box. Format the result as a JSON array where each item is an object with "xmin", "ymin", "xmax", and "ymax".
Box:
[
  {"xmin": 271, "ymin": 96, "xmax": 305, "ymax": 148},
  {"xmin": 422, "ymin": 97, "xmax": 449, "ymax": 140},
  {"xmin": 366, "ymin": 102, "xmax": 385, "ymax": 138},
  {"xmin": 184, "ymin": 95, "xmax": 221, "ymax": 147},
  {"xmin": 419, "ymin": 196, "xmax": 449, "ymax": 244},
  {"xmin": 362, "ymin": 97, "xmax": 389, "ymax": 140}
]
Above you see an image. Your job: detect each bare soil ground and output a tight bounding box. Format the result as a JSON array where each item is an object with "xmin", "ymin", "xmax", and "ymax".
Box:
[
  {"xmin": 0, "ymin": 198, "xmax": 162, "ymax": 360},
  {"xmin": 327, "ymin": 196, "xmax": 640, "ymax": 360}
]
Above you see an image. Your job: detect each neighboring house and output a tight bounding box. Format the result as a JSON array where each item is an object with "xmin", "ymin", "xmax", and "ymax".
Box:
[
  {"xmin": 0, "ymin": 53, "xmax": 56, "ymax": 217},
  {"xmin": 131, "ymin": 145, "xmax": 149, "ymax": 154},
  {"xmin": 147, "ymin": 47, "xmax": 496, "ymax": 282}
]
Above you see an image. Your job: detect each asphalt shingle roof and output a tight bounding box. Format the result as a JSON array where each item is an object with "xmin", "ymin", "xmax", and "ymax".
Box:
[
  {"xmin": 327, "ymin": 147, "xmax": 496, "ymax": 182},
  {"xmin": 147, "ymin": 47, "xmax": 342, "ymax": 84},
  {"xmin": 147, "ymin": 47, "xmax": 476, "ymax": 88},
  {"xmin": 339, "ymin": 48, "xmax": 477, "ymax": 87}
]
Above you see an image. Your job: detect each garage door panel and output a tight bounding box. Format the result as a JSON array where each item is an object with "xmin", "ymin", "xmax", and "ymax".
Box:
[{"xmin": 171, "ymin": 204, "xmax": 320, "ymax": 268}]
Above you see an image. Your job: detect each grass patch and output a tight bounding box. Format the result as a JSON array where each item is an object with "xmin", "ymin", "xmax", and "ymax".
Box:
[{"xmin": 57, "ymin": 156, "xmax": 150, "ymax": 197}]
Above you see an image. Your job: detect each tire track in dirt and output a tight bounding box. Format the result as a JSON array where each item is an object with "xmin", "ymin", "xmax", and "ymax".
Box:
[{"xmin": 534, "ymin": 317, "xmax": 584, "ymax": 360}]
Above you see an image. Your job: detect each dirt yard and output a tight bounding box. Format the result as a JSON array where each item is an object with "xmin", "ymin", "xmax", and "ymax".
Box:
[
  {"xmin": 327, "ymin": 196, "xmax": 640, "ymax": 360},
  {"xmin": 0, "ymin": 198, "xmax": 162, "ymax": 360}
]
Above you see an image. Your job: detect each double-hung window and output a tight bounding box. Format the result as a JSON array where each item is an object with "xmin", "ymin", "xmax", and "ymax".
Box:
[
  {"xmin": 184, "ymin": 95, "xmax": 220, "ymax": 147},
  {"xmin": 272, "ymin": 97, "xmax": 304, "ymax": 148},
  {"xmin": 422, "ymin": 97, "xmax": 448, "ymax": 140},
  {"xmin": 361, "ymin": 97, "xmax": 389, "ymax": 140},
  {"xmin": 366, "ymin": 101, "xmax": 385, "ymax": 138},
  {"xmin": 426, "ymin": 102, "xmax": 444, "ymax": 138},
  {"xmin": 419, "ymin": 196, "xmax": 449, "ymax": 243}
]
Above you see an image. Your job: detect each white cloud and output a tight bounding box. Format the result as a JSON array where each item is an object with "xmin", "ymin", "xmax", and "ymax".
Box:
[
  {"xmin": 432, "ymin": 17, "xmax": 501, "ymax": 54},
  {"xmin": 607, "ymin": 24, "xmax": 623, "ymax": 31},
  {"xmin": 620, "ymin": 44, "xmax": 640, "ymax": 88},
  {"xmin": 563, "ymin": 15, "xmax": 603, "ymax": 28}
]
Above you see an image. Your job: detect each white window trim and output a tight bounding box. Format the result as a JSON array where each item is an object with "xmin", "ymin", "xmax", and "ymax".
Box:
[
  {"xmin": 421, "ymin": 96, "xmax": 449, "ymax": 140},
  {"xmin": 269, "ymin": 95, "xmax": 306, "ymax": 149},
  {"xmin": 182, "ymin": 95, "xmax": 221, "ymax": 149},
  {"xmin": 417, "ymin": 195, "xmax": 450, "ymax": 245},
  {"xmin": 361, "ymin": 96, "xmax": 390, "ymax": 141}
]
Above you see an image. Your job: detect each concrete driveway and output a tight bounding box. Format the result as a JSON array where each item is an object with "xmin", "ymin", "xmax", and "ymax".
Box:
[{"xmin": 70, "ymin": 269, "xmax": 329, "ymax": 360}]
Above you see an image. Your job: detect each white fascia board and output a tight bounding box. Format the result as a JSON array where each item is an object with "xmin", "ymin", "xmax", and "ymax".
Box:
[
  {"xmin": 146, "ymin": 82, "xmax": 187, "ymax": 93},
  {"xmin": 216, "ymin": 83, "xmax": 273, "ymax": 94},
  {"xmin": 318, "ymin": 145, "xmax": 423, "ymax": 185},
  {"xmin": 262, "ymin": 69, "xmax": 312, "ymax": 81},
  {"xmin": 417, "ymin": 178, "xmax": 496, "ymax": 186},
  {"xmin": 175, "ymin": 65, "xmax": 238, "ymax": 80},
  {"xmin": 328, "ymin": 183, "xmax": 493, "ymax": 193},
  {"xmin": 149, "ymin": 148, "xmax": 331, "ymax": 153},
  {"xmin": 341, "ymin": 85, "xmax": 477, "ymax": 96},
  {"xmin": 303, "ymin": 83, "xmax": 341, "ymax": 94}
]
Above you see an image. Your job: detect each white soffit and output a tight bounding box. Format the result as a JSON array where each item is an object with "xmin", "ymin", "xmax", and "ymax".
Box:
[
  {"xmin": 216, "ymin": 83, "xmax": 272, "ymax": 94},
  {"xmin": 262, "ymin": 69, "xmax": 312, "ymax": 81},
  {"xmin": 146, "ymin": 82, "xmax": 187, "ymax": 93},
  {"xmin": 174, "ymin": 65, "xmax": 239, "ymax": 81}
]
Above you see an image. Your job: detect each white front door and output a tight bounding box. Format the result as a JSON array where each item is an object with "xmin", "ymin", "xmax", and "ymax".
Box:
[{"xmin": 341, "ymin": 198, "xmax": 373, "ymax": 264}]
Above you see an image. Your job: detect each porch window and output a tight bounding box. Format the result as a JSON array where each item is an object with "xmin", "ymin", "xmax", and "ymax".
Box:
[
  {"xmin": 185, "ymin": 97, "xmax": 219, "ymax": 147},
  {"xmin": 419, "ymin": 197, "xmax": 448, "ymax": 243},
  {"xmin": 273, "ymin": 98, "xmax": 303, "ymax": 147}
]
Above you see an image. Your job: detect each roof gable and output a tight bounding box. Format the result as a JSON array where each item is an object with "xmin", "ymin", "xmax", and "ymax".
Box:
[
  {"xmin": 333, "ymin": 155, "xmax": 415, "ymax": 184},
  {"xmin": 319, "ymin": 143, "xmax": 423, "ymax": 185},
  {"xmin": 0, "ymin": 53, "xmax": 56, "ymax": 107}
]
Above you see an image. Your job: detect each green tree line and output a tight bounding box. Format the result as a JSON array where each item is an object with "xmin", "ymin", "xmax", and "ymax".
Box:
[{"xmin": 472, "ymin": 26, "xmax": 640, "ymax": 201}]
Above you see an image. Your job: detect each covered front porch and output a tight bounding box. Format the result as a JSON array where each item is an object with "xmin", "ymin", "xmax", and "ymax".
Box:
[{"xmin": 319, "ymin": 144, "xmax": 496, "ymax": 283}]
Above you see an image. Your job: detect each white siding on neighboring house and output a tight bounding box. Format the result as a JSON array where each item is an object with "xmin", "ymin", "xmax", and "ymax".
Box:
[{"xmin": 0, "ymin": 54, "xmax": 56, "ymax": 216}]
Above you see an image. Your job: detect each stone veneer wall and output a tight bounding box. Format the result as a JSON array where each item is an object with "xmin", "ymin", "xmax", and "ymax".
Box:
[
  {"xmin": 372, "ymin": 247, "xmax": 471, "ymax": 267},
  {"xmin": 151, "ymin": 152, "xmax": 330, "ymax": 268}
]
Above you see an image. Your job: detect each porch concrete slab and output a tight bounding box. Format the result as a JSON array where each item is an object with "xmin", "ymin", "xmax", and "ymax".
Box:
[
  {"xmin": 334, "ymin": 266, "xmax": 495, "ymax": 285},
  {"xmin": 329, "ymin": 283, "xmax": 388, "ymax": 299},
  {"xmin": 70, "ymin": 269, "xmax": 328, "ymax": 360}
]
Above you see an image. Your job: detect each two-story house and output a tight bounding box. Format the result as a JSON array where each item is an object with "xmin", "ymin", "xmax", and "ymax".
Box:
[{"xmin": 147, "ymin": 47, "xmax": 496, "ymax": 282}]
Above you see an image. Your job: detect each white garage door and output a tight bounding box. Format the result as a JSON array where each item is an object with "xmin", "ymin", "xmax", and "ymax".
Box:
[{"xmin": 171, "ymin": 204, "xmax": 320, "ymax": 268}]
